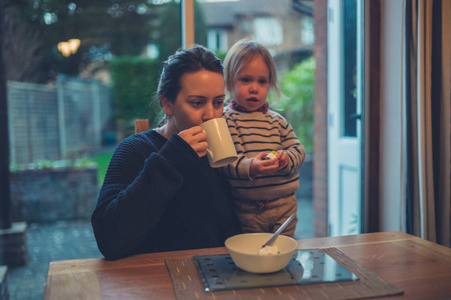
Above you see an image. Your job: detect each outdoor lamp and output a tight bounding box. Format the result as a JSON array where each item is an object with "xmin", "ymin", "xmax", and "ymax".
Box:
[{"xmin": 58, "ymin": 39, "xmax": 80, "ymax": 57}]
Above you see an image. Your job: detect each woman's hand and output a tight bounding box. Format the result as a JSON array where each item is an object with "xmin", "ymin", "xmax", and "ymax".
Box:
[{"xmin": 178, "ymin": 126, "xmax": 208, "ymax": 157}]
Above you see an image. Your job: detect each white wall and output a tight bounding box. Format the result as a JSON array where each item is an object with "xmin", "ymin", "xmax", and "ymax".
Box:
[{"xmin": 379, "ymin": 0, "xmax": 403, "ymax": 231}]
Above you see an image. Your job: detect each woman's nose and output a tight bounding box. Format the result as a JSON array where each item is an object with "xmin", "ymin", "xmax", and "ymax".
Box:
[{"xmin": 203, "ymin": 104, "xmax": 215, "ymax": 121}]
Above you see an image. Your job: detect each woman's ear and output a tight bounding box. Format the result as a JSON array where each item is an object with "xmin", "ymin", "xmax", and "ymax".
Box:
[{"xmin": 160, "ymin": 97, "xmax": 173, "ymax": 116}]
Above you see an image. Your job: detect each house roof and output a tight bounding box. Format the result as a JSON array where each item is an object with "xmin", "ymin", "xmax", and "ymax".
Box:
[
  {"xmin": 199, "ymin": 0, "xmax": 312, "ymax": 28},
  {"xmin": 292, "ymin": 0, "xmax": 313, "ymax": 14}
]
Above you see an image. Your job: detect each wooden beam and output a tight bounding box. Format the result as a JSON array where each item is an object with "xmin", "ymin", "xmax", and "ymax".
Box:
[
  {"xmin": 365, "ymin": 0, "xmax": 381, "ymax": 233},
  {"xmin": 181, "ymin": 0, "xmax": 195, "ymax": 48}
]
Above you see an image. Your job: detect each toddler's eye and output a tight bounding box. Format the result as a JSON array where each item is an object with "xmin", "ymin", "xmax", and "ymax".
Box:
[{"xmin": 259, "ymin": 79, "xmax": 268, "ymax": 85}]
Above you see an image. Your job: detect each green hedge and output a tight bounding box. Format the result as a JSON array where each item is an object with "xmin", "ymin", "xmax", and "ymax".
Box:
[
  {"xmin": 110, "ymin": 56, "xmax": 162, "ymax": 126},
  {"xmin": 109, "ymin": 54, "xmax": 315, "ymax": 154},
  {"xmin": 277, "ymin": 56, "xmax": 315, "ymax": 153}
]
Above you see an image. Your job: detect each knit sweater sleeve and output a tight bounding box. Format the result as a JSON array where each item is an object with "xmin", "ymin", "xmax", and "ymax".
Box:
[
  {"xmin": 273, "ymin": 112, "xmax": 306, "ymax": 176},
  {"xmin": 220, "ymin": 108, "xmax": 305, "ymax": 201},
  {"xmin": 91, "ymin": 132, "xmax": 199, "ymax": 260},
  {"xmin": 220, "ymin": 109, "xmax": 305, "ymax": 179}
]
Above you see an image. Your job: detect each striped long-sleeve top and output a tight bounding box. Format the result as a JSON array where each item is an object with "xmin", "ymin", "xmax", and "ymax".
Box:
[{"xmin": 221, "ymin": 106, "xmax": 305, "ymax": 201}]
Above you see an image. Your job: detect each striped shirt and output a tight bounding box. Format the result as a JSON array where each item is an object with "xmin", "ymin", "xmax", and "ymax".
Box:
[{"xmin": 221, "ymin": 106, "xmax": 305, "ymax": 201}]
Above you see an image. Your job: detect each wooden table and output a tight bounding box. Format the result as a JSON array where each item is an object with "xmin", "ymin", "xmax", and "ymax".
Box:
[{"xmin": 44, "ymin": 231, "xmax": 451, "ymax": 299}]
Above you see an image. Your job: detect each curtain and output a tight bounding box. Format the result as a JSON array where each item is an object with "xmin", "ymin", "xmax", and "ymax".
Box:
[{"xmin": 401, "ymin": 0, "xmax": 451, "ymax": 247}]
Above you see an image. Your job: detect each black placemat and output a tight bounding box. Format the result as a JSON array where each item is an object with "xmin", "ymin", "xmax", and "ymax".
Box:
[
  {"xmin": 165, "ymin": 247, "xmax": 404, "ymax": 300},
  {"xmin": 193, "ymin": 249, "xmax": 358, "ymax": 291}
]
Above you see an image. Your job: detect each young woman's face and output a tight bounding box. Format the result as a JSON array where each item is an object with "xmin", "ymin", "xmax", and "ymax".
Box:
[
  {"xmin": 229, "ymin": 55, "xmax": 270, "ymax": 111},
  {"xmin": 164, "ymin": 70, "xmax": 225, "ymax": 132}
]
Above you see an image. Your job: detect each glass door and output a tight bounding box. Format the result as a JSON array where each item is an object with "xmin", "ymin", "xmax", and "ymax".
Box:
[{"xmin": 327, "ymin": 0, "xmax": 364, "ymax": 236}]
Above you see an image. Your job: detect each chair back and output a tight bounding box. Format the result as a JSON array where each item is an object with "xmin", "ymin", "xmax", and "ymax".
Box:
[{"xmin": 135, "ymin": 119, "xmax": 149, "ymax": 133}]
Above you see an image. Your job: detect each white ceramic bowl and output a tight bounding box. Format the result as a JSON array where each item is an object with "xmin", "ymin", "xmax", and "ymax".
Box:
[{"xmin": 225, "ymin": 233, "xmax": 298, "ymax": 273}]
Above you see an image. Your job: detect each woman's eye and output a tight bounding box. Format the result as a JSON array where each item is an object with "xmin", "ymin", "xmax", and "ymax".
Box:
[
  {"xmin": 191, "ymin": 101, "xmax": 204, "ymax": 107},
  {"xmin": 214, "ymin": 100, "xmax": 224, "ymax": 108}
]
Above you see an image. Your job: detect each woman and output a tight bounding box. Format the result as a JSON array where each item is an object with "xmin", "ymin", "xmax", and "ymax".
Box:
[{"xmin": 91, "ymin": 46, "xmax": 241, "ymax": 260}]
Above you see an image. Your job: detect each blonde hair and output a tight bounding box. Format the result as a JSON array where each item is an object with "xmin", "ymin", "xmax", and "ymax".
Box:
[{"xmin": 223, "ymin": 39, "xmax": 281, "ymax": 99}]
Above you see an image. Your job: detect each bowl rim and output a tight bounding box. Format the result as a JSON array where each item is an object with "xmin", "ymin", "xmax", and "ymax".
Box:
[{"xmin": 225, "ymin": 233, "xmax": 298, "ymax": 256}]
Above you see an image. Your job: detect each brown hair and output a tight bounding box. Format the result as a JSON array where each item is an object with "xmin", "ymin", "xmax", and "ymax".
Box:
[{"xmin": 157, "ymin": 45, "xmax": 224, "ymax": 125}]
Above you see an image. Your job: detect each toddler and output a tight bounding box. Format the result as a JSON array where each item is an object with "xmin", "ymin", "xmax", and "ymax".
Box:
[{"xmin": 221, "ymin": 39, "xmax": 305, "ymax": 238}]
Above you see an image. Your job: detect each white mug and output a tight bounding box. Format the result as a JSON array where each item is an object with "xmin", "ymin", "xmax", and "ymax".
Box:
[{"xmin": 200, "ymin": 118, "xmax": 238, "ymax": 168}]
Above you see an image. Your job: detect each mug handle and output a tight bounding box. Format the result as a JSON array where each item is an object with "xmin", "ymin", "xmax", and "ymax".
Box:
[
  {"xmin": 202, "ymin": 130, "xmax": 214, "ymax": 159},
  {"xmin": 206, "ymin": 148, "xmax": 213, "ymax": 159}
]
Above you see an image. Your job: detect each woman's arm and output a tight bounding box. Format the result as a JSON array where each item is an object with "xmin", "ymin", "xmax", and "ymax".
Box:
[{"xmin": 91, "ymin": 134, "xmax": 198, "ymax": 260}]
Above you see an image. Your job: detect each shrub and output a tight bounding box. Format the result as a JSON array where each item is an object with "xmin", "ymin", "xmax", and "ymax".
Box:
[
  {"xmin": 10, "ymin": 157, "xmax": 97, "ymax": 172},
  {"xmin": 276, "ymin": 56, "xmax": 315, "ymax": 153},
  {"xmin": 110, "ymin": 56, "xmax": 162, "ymax": 126}
]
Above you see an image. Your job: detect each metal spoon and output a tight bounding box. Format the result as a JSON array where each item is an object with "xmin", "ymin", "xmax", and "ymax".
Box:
[{"xmin": 261, "ymin": 214, "xmax": 296, "ymax": 248}]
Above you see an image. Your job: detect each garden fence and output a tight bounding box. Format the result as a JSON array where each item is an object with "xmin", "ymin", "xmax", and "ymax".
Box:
[{"xmin": 7, "ymin": 79, "xmax": 112, "ymax": 164}]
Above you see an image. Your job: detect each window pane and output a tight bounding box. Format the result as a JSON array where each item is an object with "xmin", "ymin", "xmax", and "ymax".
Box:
[
  {"xmin": 302, "ymin": 18, "xmax": 315, "ymax": 45},
  {"xmin": 196, "ymin": 0, "xmax": 315, "ymax": 240},
  {"xmin": 253, "ymin": 17, "xmax": 283, "ymax": 46},
  {"xmin": 4, "ymin": 1, "xmax": 181, "ymax": 298},
  {"xmin": 342, "ymin": 0, "xmax": 358, "ymax": 137}
]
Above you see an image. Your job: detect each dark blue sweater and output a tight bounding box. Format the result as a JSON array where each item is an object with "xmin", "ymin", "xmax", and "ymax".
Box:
[{"xmin": 91, "ymin": 130, "xmax": 241, "ymax": 260}]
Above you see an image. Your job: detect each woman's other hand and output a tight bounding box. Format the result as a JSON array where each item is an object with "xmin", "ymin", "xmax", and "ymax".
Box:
[{"xmin": 178, "ymin": 126, "xmax": 208, "ymax": 157}]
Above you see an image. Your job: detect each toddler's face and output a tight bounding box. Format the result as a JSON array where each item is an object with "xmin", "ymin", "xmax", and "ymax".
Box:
[{"xmin": 229, "ymin": 55, "xmax": 270, "ymax": 112}]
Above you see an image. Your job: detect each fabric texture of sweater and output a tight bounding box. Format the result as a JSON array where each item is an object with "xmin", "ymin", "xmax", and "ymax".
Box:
[
  {"xmin": 91, "ymin": 130, "xmax": 241, "ymax": 260},
  {"xmin": 221, "ymin": 106, "xmax": 305, "ymax": 201}
]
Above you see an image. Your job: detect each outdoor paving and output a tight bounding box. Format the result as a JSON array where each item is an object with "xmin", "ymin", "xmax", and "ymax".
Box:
[
  {"xmin": 6, "ymin": 198, "xmax": 313, "ymax": 300},
  {"xmin": 7, "ymin": 221, "xmax": 102, "ymax": 300}
]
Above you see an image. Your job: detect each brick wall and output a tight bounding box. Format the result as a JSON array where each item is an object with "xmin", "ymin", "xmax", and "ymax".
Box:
[
  {"xmin": 9, "ymin": 168, "xmax": 99, "ymax": 223},
  {"xmin": 0, "ymin": 265, "xmax": 8, "ymax": 299},
  {"xmin": 313, "ymin": 0, "xmax": 328, "ymax": 237},
  {"xmin": 0, "ymin": 223, "xmax": 27, "ymax": 267}
]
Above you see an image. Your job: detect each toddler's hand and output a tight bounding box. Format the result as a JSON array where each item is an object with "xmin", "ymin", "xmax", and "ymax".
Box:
[
  {"xmin": 250, "ymin": 152, "xmax": 280, "ymax": 177},
  {"xmin": 277, "ymin": 150, "xmax": 289, "ymax": 169},
  {"xmin": 178, "ymin": 126, "xmax": 208, "ymax": 157}
]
